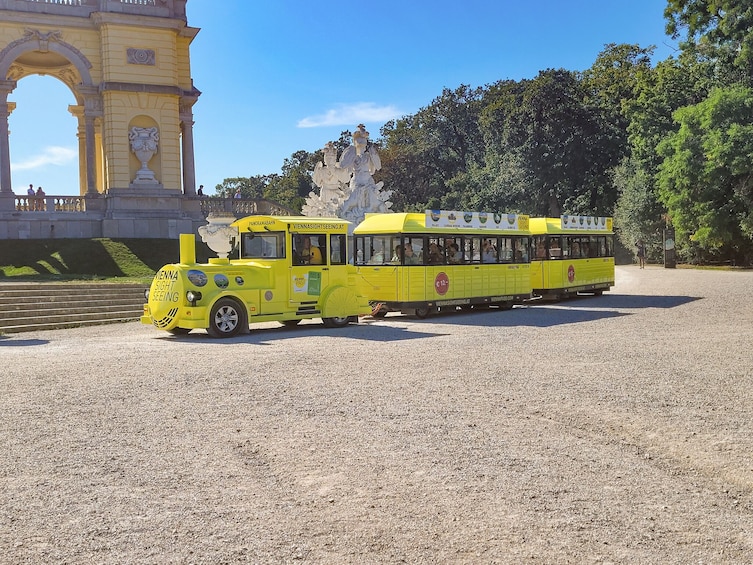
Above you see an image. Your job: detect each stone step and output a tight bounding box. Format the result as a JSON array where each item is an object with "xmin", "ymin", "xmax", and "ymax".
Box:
[
  {"xmin": 0, "ymin": 283, "xmax": 148, "ymax": 333},
  {"xmin": 0, "ymin": 302, "xmax": 144, "ymax": 321},
  {"xmin": 0, "ymin": 296, "xmax": 144, "ymax": 310}
]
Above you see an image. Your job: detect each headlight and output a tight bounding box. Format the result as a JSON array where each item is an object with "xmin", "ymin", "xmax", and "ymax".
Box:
[{"xmin": 186, "ymin": 290, "xmax": 202, "ymax": 303}]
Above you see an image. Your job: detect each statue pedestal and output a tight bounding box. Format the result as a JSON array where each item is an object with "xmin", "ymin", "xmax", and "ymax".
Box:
[{"xmin": 101, "ymin": 187, "xmax": 196, "ymax": 238}]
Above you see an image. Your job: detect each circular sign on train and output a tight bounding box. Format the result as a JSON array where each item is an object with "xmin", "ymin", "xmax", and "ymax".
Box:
[
  {"xmin": 568, "ymin": 264, "xmax": 575, "ymax": 282},
  {"xmin": 434, "ymin": 272, "xmax": 449, "ymax": 295}
]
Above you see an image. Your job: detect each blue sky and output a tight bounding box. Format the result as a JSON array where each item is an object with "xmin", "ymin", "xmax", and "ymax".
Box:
[{"xmin": 8, "ymin": 0, "xmax": 677, "ymax": 196}]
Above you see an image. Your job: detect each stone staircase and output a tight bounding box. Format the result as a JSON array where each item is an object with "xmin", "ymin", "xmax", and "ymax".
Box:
[{"xmin": 0, "ymin": 282, "xmax": 148, "ymax": 334}]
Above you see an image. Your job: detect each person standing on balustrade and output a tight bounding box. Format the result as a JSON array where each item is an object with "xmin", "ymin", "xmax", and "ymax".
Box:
[{"xmin": 35, "ymin": 186, "xmax": 46, "ymax": 211}]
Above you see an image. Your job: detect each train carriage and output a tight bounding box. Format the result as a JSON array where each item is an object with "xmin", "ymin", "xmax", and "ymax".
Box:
[
  {"xmin": 353, "ymin": 211, "xmax": 532, "ymax": 318},
  {"xmin": 529, "ymin": 216, "xmax": 615, "ymax": 300}
]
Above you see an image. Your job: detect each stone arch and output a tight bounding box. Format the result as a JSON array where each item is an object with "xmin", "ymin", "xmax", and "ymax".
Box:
[
  {"xmin": 0, "ymin": 29, "xmax": 95, "ymax": 92},
  {"xmin": 0, "ymin": 1, "xmax": 198, "ymax": 200}
]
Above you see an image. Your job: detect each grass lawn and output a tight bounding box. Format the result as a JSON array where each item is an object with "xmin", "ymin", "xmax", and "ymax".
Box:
[{"xmin": 0, "ymin": 238, "xmax": 213, "ymax": 283}]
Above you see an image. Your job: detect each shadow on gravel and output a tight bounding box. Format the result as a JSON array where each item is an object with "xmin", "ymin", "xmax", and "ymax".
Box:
[
  {"xmin": 412, "ymin": 305, "xmax": 630, "ymax": 328},
  {"xmin": 0, "ymin": 336, "xmax": 50, "ymax": 346},
  {"xmin": 148, "ymin": 293, "xmax": 701, "ymax": 343},
  {"xmin": 583, "ymin": 293, "xmax": 701, "ymax": 309},
  {"xmin": 155, "ymin": 321, "xmax": 441, "ymax": 344}
]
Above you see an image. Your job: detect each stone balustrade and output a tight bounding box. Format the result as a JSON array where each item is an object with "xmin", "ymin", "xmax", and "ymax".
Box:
[
  {"xmin": 14, "ymin": 195, "xmax": 87, "ymax": 212},
  {"xmin": 0, "ymin": 193, "xmax": 298, "ymax": 239},
  {"xmin": 0, "ymin": 0, "xmax": 187, "ymax": 19}
]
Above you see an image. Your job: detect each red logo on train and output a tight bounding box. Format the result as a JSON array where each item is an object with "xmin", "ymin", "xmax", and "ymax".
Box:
[
  {"xmin": 434, "ymin": 272, "xmax": 449, "ymax": 295},
  {"xmin": 567, "ymin": 264, "xmax": 575, "ymax": 282}
]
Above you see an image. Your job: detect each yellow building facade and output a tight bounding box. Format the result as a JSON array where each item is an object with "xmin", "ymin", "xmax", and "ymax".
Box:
[{"xmin": 0, "ymin": 0, "xmax": 199, "ymax": 197}]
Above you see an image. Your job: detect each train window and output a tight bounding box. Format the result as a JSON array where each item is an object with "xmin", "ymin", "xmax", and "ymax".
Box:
[
  {"xmin": 514, "ymin": 237, "xmax": 529, "ymax": 263},
  {"xmin": 427, "ymin": 237, "xmax": 445, "ymax": 264},
  {"xmin": 548, "ymin": 236, "xmax": 562, "ymax": 259},
  {"xmin": 465, "ymin": 237, "xmax": 482, "ymax": 263},
  {"xmin": 533, "ymin": 235, "xmax": 547, "ymax": 259},
  {"xmin": 241, "ymin": 231, "xmax": 285, "ymax": 259},
  {"xmin": 403, "ymin": 236, "xmax": 423, "ymax": 265},
  {"xmin": 354, "ymin": 235, "xmax": 391, "ymax": 265},
  {"xmin": 292, "ymin": 233, "xmax": 325, "ymax": 265},
  {"xmin": 330, "ymin": 234, "xmax": 347, "ymax": 265},
  {"xmin": 499, "ymin": 237, "xmax": 514, "ymax": 263},
  {"xmin": 482, "ymin": 237, "xmax": 498, "ymax": 263}
]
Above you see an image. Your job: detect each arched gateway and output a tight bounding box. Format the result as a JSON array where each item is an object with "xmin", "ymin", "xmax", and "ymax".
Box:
[{"xmin": 0, "ymin": 0, "xmax": 206, "ymax": 239}]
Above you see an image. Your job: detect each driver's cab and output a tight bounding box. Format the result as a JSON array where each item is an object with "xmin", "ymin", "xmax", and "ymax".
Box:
[{"xmin": 234, "ymin": 216, "xmax": 352, "ymax": 306}]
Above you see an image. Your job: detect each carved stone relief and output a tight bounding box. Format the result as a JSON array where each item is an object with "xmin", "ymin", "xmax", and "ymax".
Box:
[{"xmin": 127, "ymin": 48, "xmax": 155, "ymax": 66}]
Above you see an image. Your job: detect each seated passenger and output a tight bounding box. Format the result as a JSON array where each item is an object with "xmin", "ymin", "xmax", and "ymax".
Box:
[
  {"xmin": 447, "ymin": 243, "xmax": 463, "ymax": 264},
  {"xmin": 536, "ymin": 242, "xmax": 546, "ymax": 258},
  {"xmin": 403, "ymin": 243, "xmax": 420, "ymax": 265},
  {"xmin": 482, "ymin": 239, "xmax": 498, "ymax": 263},
  {"xmin": 300, "ymin": 236, "xmax": 323, "ymax": 265},
  {"xmin": 427, "ymin": 242, "xmax": 444, "ymax": 264},
  {"xmin": 391, "ymin": 245, "xmax": 404, "ymax": 264},
  {"xmin": 368, "ymin": 245, "xmax": 385, "ymax": 264}
]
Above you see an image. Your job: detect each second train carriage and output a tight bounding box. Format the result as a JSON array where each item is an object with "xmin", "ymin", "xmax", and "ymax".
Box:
[
  {"xmin": 529, "ymin": 216, "xmax": 615, "ymax": 300},
  {"xmin": 353, "ymin": 211, "xmax": 532, "ymax": 318}
]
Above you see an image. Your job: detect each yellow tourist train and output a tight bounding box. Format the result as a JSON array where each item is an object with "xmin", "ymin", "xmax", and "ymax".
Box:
[
  {"xmin": 529, "ymin": 216, "xmax": 615, "ymax": 300},
  {"xmin": 141, "ymin": 211, "xmax": 615, "ymax": 337},
  {"xmin": 353, "ymin": 211, "xmax": 533, "ymax": 317},
  {"xmin": 141, "ymin": 215, "xmax": 371, "ymax": 337}
]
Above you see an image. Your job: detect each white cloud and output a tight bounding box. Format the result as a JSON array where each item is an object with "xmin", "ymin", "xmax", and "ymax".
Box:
[
  {"xmin": 11, "ymin": 146, "xmax": 77, "ymax": 171},
  {"xmin": 297, "ymin": 103, "xmax": 403, "ymax": 128}
]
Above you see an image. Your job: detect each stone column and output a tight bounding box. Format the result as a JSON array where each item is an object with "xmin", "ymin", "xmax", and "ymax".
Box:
[
  {"xmin": 0, "ymin": 79, "xmax": 17, "ymax": 194},
  {"xmin": 79, "ymin": 87, "xmax": 102, "ymax": 196},
  {"xmin": 84, "ymin": 114, "xmax": 97, "ymax": 194},
  {"xmin": 180, "ymin": 99, "xmax": 198, "ymax": 196}
]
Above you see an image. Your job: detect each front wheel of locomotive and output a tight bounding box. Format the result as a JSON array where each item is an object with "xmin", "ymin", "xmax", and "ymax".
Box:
[{"xmin": 207, "ymin": 298, "xmax": 246, "ymax": 338}]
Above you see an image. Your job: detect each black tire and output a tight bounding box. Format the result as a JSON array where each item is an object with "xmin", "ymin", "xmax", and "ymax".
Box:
[
  {"xmin": 414, "ymin": 307, "xmax": 431, "ymax": 319},
  {"xmin": 167, "ymin": 327, "xmax": 191, "ymax": 335},
  {"xmin": 208, "ymin": 298, "xmax": 245, "ymax": 338},
  {"xmin": 323, "ymin": 316, "xmax": 349, "ymax": 328},
  {"xmin": 282, "ymin": 319, "xmax": 302, "ymax": 327}
]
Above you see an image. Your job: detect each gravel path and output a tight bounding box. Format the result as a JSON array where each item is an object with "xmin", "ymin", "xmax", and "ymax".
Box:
[{"xmin": 1, "ymin": 265, "xmax": 752, "ymax": 564}]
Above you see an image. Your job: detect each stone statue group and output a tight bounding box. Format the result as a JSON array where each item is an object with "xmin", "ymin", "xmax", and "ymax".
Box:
[{"xmin": 302, "ymin": 124, "xmax": 393, "ymax": 226}]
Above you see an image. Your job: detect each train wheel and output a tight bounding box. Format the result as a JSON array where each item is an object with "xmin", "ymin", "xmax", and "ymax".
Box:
[
  {"xmin": 414, "ymin": 307, "xmax": 431, "ymax": 319},
  {"xmin": 208, "ymin": 298, "xmax": 244, "ymax": 338},
  {"xmin": 323, "ymin": 316, "xmax": 350, "ymax": 328}
]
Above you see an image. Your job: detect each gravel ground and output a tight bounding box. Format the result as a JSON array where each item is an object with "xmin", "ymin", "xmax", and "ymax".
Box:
[{"xmin": 1, "ymin": 265, "xmax": 752, "ymax": 564}]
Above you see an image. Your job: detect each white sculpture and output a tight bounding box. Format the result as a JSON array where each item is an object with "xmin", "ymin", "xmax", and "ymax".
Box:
[
  {"xmin": 337, "ymin": 125, "xmax": 392, "ymax": 224},
  {"xmin": 129, "ymin": 126, "xmax": 160, "ymax": 184},
  {"xmin": 302, "ymin": 125, "xmax": 392, "ymax": 224},
  {"xmin": 198, "ymin": 214, "xmax": 236, "ymax": 259},
  {"xmin": 302, "ymin": 142, "xmax": 350, "ymax": 217},
  {"xmin": 313, "ymin": 142, "xmax": 350, "ymax": 202}
]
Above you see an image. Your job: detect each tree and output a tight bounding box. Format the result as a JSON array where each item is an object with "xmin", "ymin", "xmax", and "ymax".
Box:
[
  {"xmin": 613, "ymin": 157, "xmax": 666, "ymax": 261},
  {"xmin": 665, "ymin": 0, "xmax": 753, "ymax": 86},
  {"xmin": 657, "ymin": 85, "xmax": 753, "ymax": 263},
  {"xmin": 214, "ymin": 176, "xmax": 268, "ymax": 199},
  {"xmin": 379, "ymin": 85, "xmax": 485, "ymax": 211},
  {"xmin": 480, "ymin": 69, "xmax": 611, "ymax": 216}
]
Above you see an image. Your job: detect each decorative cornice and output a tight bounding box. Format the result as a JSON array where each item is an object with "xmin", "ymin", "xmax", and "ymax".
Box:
[{"xmin": 100, "ymin": 81, "xmax": 183, "ymax": 96}]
